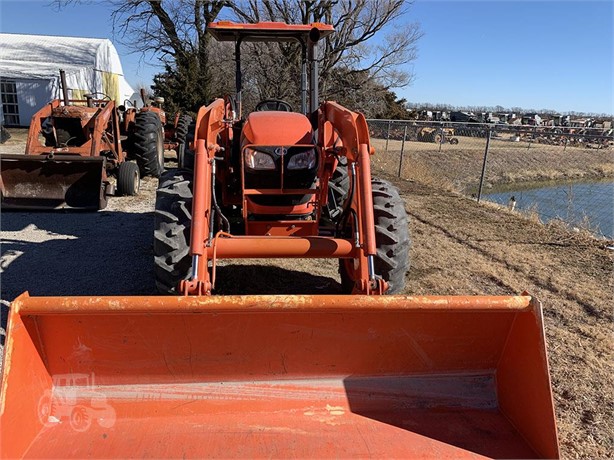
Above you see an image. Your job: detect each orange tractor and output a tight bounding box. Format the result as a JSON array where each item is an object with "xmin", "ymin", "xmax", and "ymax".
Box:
[
  {"xmin": 120, "ymin": 89, "xmax": 192, "ymax": 177},
  {"xmin": 1, "ymin": 22, "xmax": 559, "ymax": 458},
  {"xmin": 0, "ymin": 71, "xmax": 140, "ymax": 210}
]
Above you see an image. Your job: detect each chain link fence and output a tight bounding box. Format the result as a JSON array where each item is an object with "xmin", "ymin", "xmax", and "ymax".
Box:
[{"xmin": 367, "ymin": 119, "xmax": 614, "ymax": 239}]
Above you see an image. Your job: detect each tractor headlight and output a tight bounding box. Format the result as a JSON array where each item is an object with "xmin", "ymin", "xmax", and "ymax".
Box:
[
  {"xmin": 287, "ymin": 148, "xmax": 317, "ymax": 170},
  {"xmin": 244, "ymin": 148, "xmax": 276, "ymax": 170}
]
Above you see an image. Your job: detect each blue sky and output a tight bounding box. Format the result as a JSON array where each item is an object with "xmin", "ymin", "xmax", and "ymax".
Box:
[
  {"xmin": 1, "ymin": 0, "xmax": 612, "ymax": 114},
  {"xmin": 402, "ymin": 1, "xmax": 613, "ymax": 114}
]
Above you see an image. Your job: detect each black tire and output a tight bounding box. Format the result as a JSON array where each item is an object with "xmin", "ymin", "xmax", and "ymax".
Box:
[
  {"xmin": 339, "ymin": 178, "xmax": 410, "ymax": 294},
  {"xmin": 133, "ymin": 111, "xmax": 164, "ymax": 177},
  {"xmin": 154, "ymin": 169, "xmax": 193, "ymax": 294},
  {"xmin": 175, "ymin": 114, "xmax": 192, "ymax": 168},
  {"xmin": 449, "ymin": 137, "xmax": 459, "ymax": 145},
  {"xmin": 178, "ymin": 121, "xmax": 196, "ymax": 170},
  {"xmin": 176, "ymin": 143, "xmax": 196, "ymax": 170},
  {"xmin": 174, "ymin": 114, "xmax": 192, "ymax": 142},
  {"xmin": 176, "ymin": 142, "xmax": 186, "ymax": 169},
  {"xmin": 116, "ymin": 161, "xmax": 140, "ymax": 196}
]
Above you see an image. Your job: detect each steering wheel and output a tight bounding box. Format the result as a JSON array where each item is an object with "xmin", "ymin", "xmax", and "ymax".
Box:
[{"xmin": 255, "ymin": 99, "xmax": 294, "ymax": 112}]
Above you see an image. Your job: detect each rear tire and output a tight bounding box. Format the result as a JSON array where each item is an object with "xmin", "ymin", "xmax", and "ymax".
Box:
[
  {"xmin": 339, "ymin": 177, "xmax": 410, "ymax": 294},
  {"xmin": 133, "ymin": 112, "xmax": 164, "ymax": 177},
  {"xmin": 116, "ymin": 161, "xmax": 140, "ymax": 196},
  {"xmin": 154, "ymin": 169, "xmax": 193, "ymax": 294},
  {"xmin": 174, "ymin": 114, "xmax": 191, "ymax": 142}
]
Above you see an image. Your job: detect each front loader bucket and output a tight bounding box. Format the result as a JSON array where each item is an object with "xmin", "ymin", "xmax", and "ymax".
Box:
[
  {"xmin": 1, "ymin": 294, "xmax": 559, "ymax": 459},
  {"xmin": 0, "ymin": 154, "xmax": 107, "ymax": 210}
]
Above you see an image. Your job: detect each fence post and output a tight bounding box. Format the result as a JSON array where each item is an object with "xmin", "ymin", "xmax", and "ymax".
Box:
[
  {"xmin": 438, "ymin": 126, "xmax": 444, "ymax": 152},
  {"xmin": 385, "ymin": 120, "xmax": 392, "ymax": 154},
  {"xmin": 527, "ymin": 125, "xmax": 536, "ymax": 150},
  {"xmin": 477, "ymin": 128, "xmax": 491, "ymax": 202},
  {"xmin": 563, "ymin": 135, "xmax": 568, "ymax": 152},
  {"xmin": 398, "ymin": 125, "xmax": 407, "ymax": 178}
]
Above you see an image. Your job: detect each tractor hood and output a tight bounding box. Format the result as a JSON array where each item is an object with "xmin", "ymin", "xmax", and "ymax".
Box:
[{"xmin": 242, "ymin": 112, "xmax": 313, "ymax": 146}]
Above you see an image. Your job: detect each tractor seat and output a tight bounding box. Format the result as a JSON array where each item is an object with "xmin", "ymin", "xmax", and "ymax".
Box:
[{"xmin": 255, "ymin": 99, "xmax": 294, "ymax": 112}]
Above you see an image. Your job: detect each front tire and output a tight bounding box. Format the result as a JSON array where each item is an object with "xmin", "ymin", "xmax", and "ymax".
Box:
[
  {"xmin": 116, "ymin": 161, "xmax": 140, "ymax": 196},
  {"xmin": 174, "ymin": 114, "xmax": 192, "ymax": 168},
  {"xmin": 339, "ymin": 177, "xmax": 410, "ymax": 294},
  {"xmin": 154, "ymin": 170, "xmax": 193, "ymax": 294}
]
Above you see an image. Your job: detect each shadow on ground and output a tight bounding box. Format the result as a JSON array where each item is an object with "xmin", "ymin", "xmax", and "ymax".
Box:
[
  {"xmin": 1, "ymin": 210, "xmax": 157, "ymax": 302},
  {"xmin": 214, "ymin": 264, "xmax": 342, "ymax": 295},
  {"xmin": 0, "ymin": 210, "xmax": 343, "ymax": 345}
]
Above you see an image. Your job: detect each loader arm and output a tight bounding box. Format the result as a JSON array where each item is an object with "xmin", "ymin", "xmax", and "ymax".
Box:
[
  {"xmin": 320, "ymin": 101, "xmax": 382, "ymax": 293},
  {"xmin": 181, "ymin": 98, "xmax": 230, "ymax": 295},
  {"xmin": 180, "ymin": 99, "xmax": 386, "ymax": 295}
]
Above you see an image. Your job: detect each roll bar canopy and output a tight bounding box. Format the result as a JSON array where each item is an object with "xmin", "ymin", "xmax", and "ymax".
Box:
[
  {"xmin": 207, "ymin": 21, "xmax": 334, "ymax": 116},
  {"xmin": 208, "ymin": 21, "xmax": 334, "ymax": 42}
]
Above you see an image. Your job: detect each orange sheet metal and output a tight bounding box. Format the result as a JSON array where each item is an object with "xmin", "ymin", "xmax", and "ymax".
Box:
[
  {"xmin": 1, "ymin": 293, "xmax": 559, "ymax": 459},
  {"xmin": 0, "ymin": 154, "xmax": 106, "ymax": 210},
  {"xmin": 14, "ymin": 293, "xmax": 532, "ymax": 314},
  {"xmin": 204, "ymin": 236, "xmax": 355, "ymax": 258}
]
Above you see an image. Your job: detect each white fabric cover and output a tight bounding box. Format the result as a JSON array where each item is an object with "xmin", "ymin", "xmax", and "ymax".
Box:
[{"xmin": 0, "ymin": 33, "xmax": 134, "ymax": 102}]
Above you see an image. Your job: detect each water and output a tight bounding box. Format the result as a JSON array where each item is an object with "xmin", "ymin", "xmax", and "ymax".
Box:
[{"xmin": 484, "ymin": 180, "xmax": 614, "ymax": 239}]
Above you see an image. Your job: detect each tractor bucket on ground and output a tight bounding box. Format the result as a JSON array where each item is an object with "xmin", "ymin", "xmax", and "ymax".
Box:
[
  {"xmin": 1, "ymin": 293, "xmax": 559, "ymax": 459},
  {"xmin": 0, "ymin": 154, "xmax": 107, "ymax": 210}
]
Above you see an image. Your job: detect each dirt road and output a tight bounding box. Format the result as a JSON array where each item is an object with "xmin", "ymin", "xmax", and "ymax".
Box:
[{"xmin": 1, "ymin": 140, "xmax": 612, "ymax": 457}]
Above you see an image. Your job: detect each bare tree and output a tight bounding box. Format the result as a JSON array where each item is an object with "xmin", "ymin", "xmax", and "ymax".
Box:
[
  {"xmin": 52, "ymin": 1, "xmax": 422, "ymax": 114},
  {"xmin": 227, "ymin": 0, "xmax": 422, "ymax": 96}
]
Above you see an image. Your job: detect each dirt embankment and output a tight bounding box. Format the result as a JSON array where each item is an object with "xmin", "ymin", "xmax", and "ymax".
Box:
[{"xmin": 1, "ymin": 129, "xmax": 612, "ymax": 458}]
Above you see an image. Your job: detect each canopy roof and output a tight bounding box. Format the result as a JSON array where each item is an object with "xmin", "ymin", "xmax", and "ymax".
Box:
[
  {"xmin": 0, "ymin": 33, "xmax": 125, "ymax": 80},
  {"xmin": 208, "ymin": 21, "xmax": 334, "ymax": 43}
]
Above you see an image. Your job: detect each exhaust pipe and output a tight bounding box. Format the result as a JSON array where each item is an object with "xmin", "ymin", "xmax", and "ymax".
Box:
[{"xmin": 59, "ymin": 69, "xmax": 70, "ymax": 106}]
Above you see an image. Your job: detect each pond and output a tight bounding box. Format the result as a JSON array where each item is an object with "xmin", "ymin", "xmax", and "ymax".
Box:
[{"xmin": 484, "ymin": 180, "xmax": 614, "ymax": 239}]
